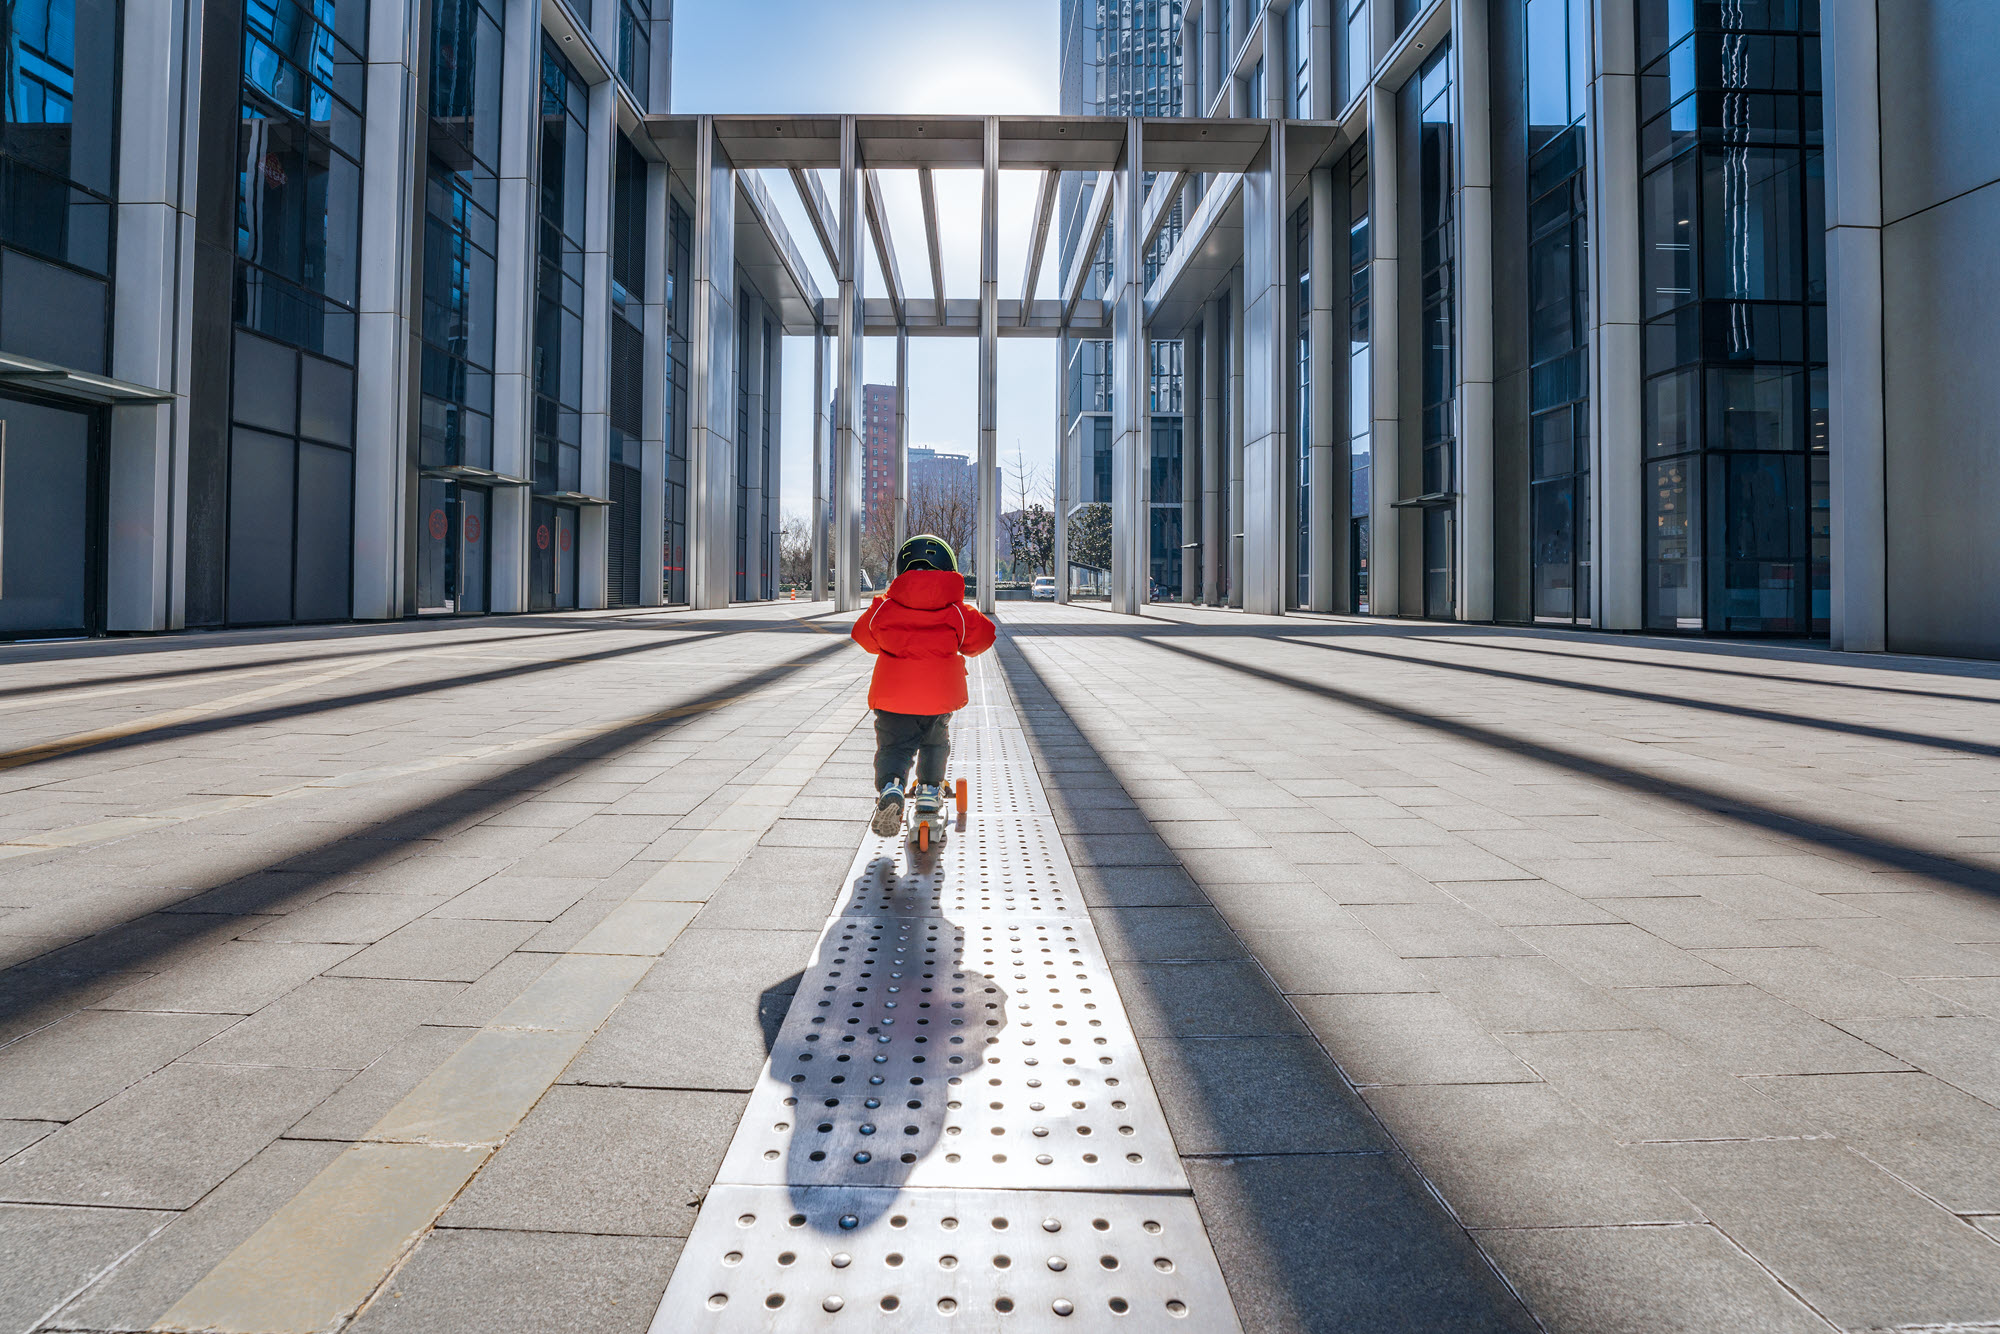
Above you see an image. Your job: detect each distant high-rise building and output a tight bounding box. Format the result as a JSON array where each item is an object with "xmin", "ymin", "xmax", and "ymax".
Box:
[
  {"xmin": 861, "ymin": 384, "xmax": 899, "ymax": 520},
  {"xmin": 1057, "ymin": 0, "xmax": 1187, "ymax": 597}
]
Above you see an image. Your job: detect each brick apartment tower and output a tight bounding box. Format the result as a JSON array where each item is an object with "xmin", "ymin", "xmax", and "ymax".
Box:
[{"xmin": 862, "ymin": 384, "xmax": 898, "ymax": 523}]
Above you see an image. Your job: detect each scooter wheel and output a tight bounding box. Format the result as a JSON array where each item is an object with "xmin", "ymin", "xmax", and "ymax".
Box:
[
  {"xmin": 955, "ymin": 780, "xmax": 969, "ymax": 815},
  {"xmin": 917, "ymin": 822, "xmax": 930, "ymax": 853}
]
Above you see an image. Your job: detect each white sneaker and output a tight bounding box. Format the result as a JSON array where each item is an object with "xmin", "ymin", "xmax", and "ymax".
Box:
[{"xmin": 870, "ymin": 780, "xmax": 905, "ymax": 837}]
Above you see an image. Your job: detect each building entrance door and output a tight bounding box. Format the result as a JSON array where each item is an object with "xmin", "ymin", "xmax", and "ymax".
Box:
[
  {"xmin": 1423, "ymin": 506, "xmax": 1454, "ymax": 620},
  {"xmin": 416, "ymin": 480, "xmax": 490, "ymax": 615},
  {"xmin": 0, "ymin": 394, "xmax": 103, "ymax": 638}
]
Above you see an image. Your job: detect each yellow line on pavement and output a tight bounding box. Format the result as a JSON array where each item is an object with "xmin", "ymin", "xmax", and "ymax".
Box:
[{"xmin": 154, "ymin": 687, "xmax": 864, "ymax": 1334}]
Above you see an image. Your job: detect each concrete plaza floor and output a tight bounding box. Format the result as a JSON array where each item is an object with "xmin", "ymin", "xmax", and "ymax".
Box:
[{"xmin": 2, "ymin": 600, "xmax": 1999, "ymax": 1332}]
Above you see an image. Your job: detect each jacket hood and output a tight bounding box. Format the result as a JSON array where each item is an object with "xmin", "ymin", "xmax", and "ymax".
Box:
[{"xmin": 885, "ymin": 568, "xmax": 966, "ymax": 611}]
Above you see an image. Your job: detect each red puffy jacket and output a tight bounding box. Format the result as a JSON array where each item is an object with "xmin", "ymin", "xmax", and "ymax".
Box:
[{"xmin": 851, "ymin": 569, "xmax": 997, "ymax": 715}]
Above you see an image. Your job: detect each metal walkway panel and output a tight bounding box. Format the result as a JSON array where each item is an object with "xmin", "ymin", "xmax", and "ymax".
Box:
[
  {"xmin": 718, "ymin": 913, "xmax": 1184, "ymax": 1191},
  {"xmin": 651, "ymin": 1183, "xmax": 1240, "ymax": 1333},
  {"xmin": 652, "ymin": 654, "xmax": 1242, "ymax": 1330}
]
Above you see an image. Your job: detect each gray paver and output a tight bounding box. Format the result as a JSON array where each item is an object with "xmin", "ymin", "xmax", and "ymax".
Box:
[
  {"xmin": 92, "ymin": 940, "xmax": 358, "ymax": 1014},
  {"xmin": 327, "ymin": 919, "xmax": 539, "ymax": 983},
  {"xmin": 44, "ymin": 1137, "xmax": 344, "ymax": 1331},
  {"xmin": 1365, "ymin": 1083, "xmax": 1701, "ymax": 1227},
  {"xmin": 1747, "ymin": 1070, "xmax": 2000, "ymax": 1213},
  {"xmin": 0, "ymin": 1203, "xmax": 172, "ymax": 1334},
  {"xmin": 1238, "ymin": 927, "xmax": 1437, "ymax": 995},
  {"xmin": 1111, "ymin": 960, "xmax": 1310, "ymax": 1038},
  {"xmin": 562, "ymin": 987, "xmax": 787, "ymax": 1093},
  {"xmin": 1512, "ymin": 924, "xmax": 1736, "ymax": 988},
  {"xmin": 0, "ymin": 1009, "xmax": 234, "ymax": 1121},
  {"xmin": 1185, "ymin": 1154, "xmax": 1537, "ymax": 1334},
  {"xmin": 1474, "ymin": 1223, "xmax": 1833, "ymax": 1334},
  {"xmin": 1835, "ymin": 1013, "xmax": 2000, "ymax": 1104},
  {"xmin": 348, "ymin": 1228, "xmax": 678, "ymax": 1334},
  {"xmin": 1137, "ymin": 1037, "xmax": 1384, "ymax": 1154},
  {"xmin": 1640, "ymin": 1137, "xmax": 2000, "ymax": 1330},
  {"xmin": 284, "ymin": 1024, "xmax": 472, "ymax": 1141},
  {"xmin": 1418, "ymin": 955, "xmax": 1646, "ymax": 1033},
  {"xmin": 190, "ymin": 976, "xmax": 463, "ymax": 1069},
  {"xmin": 0, "ymin": 1059, "xmax": 344, "ymax": 1208},
  {"xmin": 1092, "ymin": 906, "xmax": 1248, "ymax": 961},
  {"xmin": 442, "ymin": 1086, "xmax": 742, "ymax": 1237},
  {"xmin": 1499, "ymin": 1028, "xmax": 1809, "ymax": 1143},
  {"xmin": 1294, "ymin": 993, "xmax": 1537, "ymax": 1086}
]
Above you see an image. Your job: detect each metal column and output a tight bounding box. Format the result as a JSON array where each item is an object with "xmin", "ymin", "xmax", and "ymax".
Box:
[
  {"xmin": 1054, "ymin": 333, "xmax": 1071, "ymax": 603},
  {"xmin": 834, "ymin": 116, "xmax": 864, "ymax": 612},
  {"xmin": 1202, "ymin": 296, "xmax": 1224, "ymax": 606},
  {"xmin": 1367, "ymin": 86, "xmax": 1401, "ymax": 617},
  {"xmin": 1180, "ymin": 318, "xmax": 1203, "ymax": 603},
  {"xmin": 1453, "ymin": 0, "xmax": 1495, "ymax": 623},
  {"xmin": 895, "ymin": 325, "xmax": 909, "ymax": 554},
  {"xmin": 688, "ymin": 117, "xmax": 737, "ymax": 612},
  {"xmin": 1307, "ymin": 167, "xmax": 1339, "ymax": 613},
  {"xmin": 1241, "ymin": 123, "xmax": 1289, "ymax": 616},
  {"xmin": 1109, "ymin": 117, "xmax": 1148, "ymax": 617},
  {"xmin": 1589, "ymin": 0, "xmax": 1643, "ymax": 629},
  {"xmin": 1228, "ymin": 275, "xmax": 1246, "ymax": 608},
  {"xmin": 1823, "ymin": 0, "xmax": 1886, "ymax": 652},
  {"xmin": 811, "ymin": 326, "xmax": 827, "ymax": 601},
  {"xmin": 976, "ymin": 117, "xmax": 999, "ymax": 614}
]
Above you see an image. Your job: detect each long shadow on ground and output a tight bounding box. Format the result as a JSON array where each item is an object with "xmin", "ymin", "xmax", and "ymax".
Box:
[{"xmin": 994, "ymin": 629, "xmax": 1538, "ymax": 1334}]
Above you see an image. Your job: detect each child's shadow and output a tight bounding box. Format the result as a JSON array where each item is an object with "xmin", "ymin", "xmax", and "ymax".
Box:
[{"xmin": 757, "ymin": 852, "xmax": 1008, "ymax": 1229}]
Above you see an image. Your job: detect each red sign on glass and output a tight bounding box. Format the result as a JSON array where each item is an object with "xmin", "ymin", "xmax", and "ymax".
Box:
[
  {"xmin": 536, "ymin": 524, "xmax": 551, "ymax": 550},
  {"xmin": 464, "ymin": 514, "xmax": 481, "ymax": 544},
  {"xmin": 427, "ymin": 508, "xmax": 449, "ymax": 541},
  {"xmin": 558, "ymin": 527, "xmax": 572, "ymax": 553}
]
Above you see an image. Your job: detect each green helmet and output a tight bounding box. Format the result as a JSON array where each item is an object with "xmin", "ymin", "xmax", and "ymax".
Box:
[{"xmin": 897, "ymin": 533, "xmax": 958, "ymax": 574}]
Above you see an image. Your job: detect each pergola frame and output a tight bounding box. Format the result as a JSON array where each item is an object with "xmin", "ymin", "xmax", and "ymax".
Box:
[{"xmin": 646, "ymin": 113, "xmax": 1342, "ymax": 614}]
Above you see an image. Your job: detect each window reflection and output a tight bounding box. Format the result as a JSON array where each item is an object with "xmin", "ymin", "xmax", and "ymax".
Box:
[{"xmin": 1, "ymin": 0, "xmax": 118, "ymax": 275}]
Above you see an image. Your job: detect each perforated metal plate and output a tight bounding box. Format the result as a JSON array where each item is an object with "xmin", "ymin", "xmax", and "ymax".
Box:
[
  {"xmin": 652, "ymin": 655, "xmax": 1241, "ymax": 1331},
  {"xmin": 650, "ymin": 1184, "xmax": 1242, "ymax": 1333},
  {"xmin": 719, "ymin": 914, "xmax": 1183, "ymax": 1191},
  {"xmin": 839, "ymin": 820, "xmax": 1080, "ymax": 918}
]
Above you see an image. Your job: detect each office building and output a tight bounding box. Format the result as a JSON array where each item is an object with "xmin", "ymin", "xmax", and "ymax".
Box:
[
  {"xmin": 0, "ymin": 0, "xmax": 811, "ymax": 638},
  {"xmin": 1058, "ymin": 0, "xmax": 1189, "ymax": 599}
]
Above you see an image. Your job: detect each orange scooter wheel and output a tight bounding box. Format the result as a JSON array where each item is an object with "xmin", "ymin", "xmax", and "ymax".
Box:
[
  {"xmin": 955, "ymin": 779, "xmax": 969, "ymax": 814},
  {"xmin": 917, "ymin": 822, "xmax": 930, "ymax": 853}
]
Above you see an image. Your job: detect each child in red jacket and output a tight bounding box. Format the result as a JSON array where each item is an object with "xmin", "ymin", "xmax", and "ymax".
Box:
[{"xmin": 851, "ymin": 534, "xmax": 997, "ymax": 837}]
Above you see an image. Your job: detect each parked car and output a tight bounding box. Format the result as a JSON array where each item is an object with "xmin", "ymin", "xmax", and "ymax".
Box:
[{"xmin": 1031, "ymin": 576, "xmax": 1057, "ymax": 601}]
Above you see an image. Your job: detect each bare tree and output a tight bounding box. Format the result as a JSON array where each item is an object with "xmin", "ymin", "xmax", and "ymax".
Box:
[
  {"xmin": 778, "ymin": 511, "xmax": 813, "ymax": 588},
  {"xmin": 1001, "ymin": 451, "xmax": 1053, "ymax": 581}
]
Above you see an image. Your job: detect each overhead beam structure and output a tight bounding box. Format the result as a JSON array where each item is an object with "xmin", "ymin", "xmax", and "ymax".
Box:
[
  {"xmin": 1018, "ymin": 168, "xmax": 1060, "ymax": 324},
  {"xmin": 645, "ymin": 114, "xmax": 1336, "ymax": 613},
  {"xmin": 919, "ymin": 168, "xmax": 946, "ymax": 325},
  {"xmin": 863, "ymin": 168, "xmax": 906, "ymax": 327}
]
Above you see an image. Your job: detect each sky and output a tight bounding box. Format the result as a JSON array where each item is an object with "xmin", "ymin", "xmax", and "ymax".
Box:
[{"xmin": 670, "ymin": 0, "xmax": 1067, "ymax": 520}]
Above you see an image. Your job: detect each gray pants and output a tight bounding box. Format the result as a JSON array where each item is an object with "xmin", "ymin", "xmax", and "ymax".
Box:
[{"xmin": 874, "ymin": 711, "xmax": 950, "ymax": 790}]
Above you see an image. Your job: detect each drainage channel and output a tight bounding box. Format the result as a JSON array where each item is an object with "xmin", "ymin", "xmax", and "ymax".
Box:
[{"xmin": 651, "ymin": 655, "xmax": 1241, "ymax": 1331}]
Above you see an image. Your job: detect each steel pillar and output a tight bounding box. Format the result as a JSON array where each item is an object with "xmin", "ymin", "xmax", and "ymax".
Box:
[
  {"xmin": 895, "ymin": 325, "xmax": 909, "ymax": 554},
  {"xmin": 1201, "ymin": 297, "xmax": 1224, "ymax": 605},
  {"xmin": 976, "ymin": 117, "xmax": 999, "ymax": 614},
  {"xmin": 1242, "ymin": 124, "xmax": 1288, "ymax": 616},
  {"xmin": 688, "ymin": 116, "xmax": 737, "ymax": 611},
  {"xmin": 1823, "ymin": 0, "xmax": 1886, "ymax": 652},
  {"xmin": 834, "ymin": 116, "xmax": 864, "ymax": 611},
  {"xmin": 1054, "ymin": 333, "xmax": 1071, "ymax": 604},
  {"xmin": 1109, "ymin": 117, "xmax": 1148, "ymax": 617},
  {"xmin": 1454, "ymin": 0, "xmax": 1495, "ymax": 623},
  {"xmin": 1367, "ymin": 86, "xmax": 1401, "ymax": 617},
  {"xmin": 1589, "ymin": 0, "xmax": 1643, "ymax": 629},
  {"xmin": 811, "ymin": 326, "xmax": 827, "ymax": 601},
  {"xmin": 1307, "ymin": 168, "xmax": 1339, "ymax": 613},
  {"xmin": 1180, "ymin": 318, "xmax": 1202, "ymax": 603}
]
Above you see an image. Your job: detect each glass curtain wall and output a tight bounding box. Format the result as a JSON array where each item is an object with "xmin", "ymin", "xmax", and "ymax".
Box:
[
  {"xmin": 2, "ymin": 0, "xmax": 119, "ymax": 370},
  {"xmin": 1348, "ymin": 147, "xmax": 1370, "ymax": 613},
  {"xmin": 531, "ymin": 36, "xmax": 587, "ymax": 611},
  {"xmin": 663, "ymin": 198, "xmax": 689, "ymax": 603},
  {"xmin": 228, "ymin": 0, "xmax": 365, "ymax": 625},
  {"xmin": 1525, "ymin": 0, "xmax": 1591, "ymax": 623},
  {"xmin": 416, "ymin": 0, "xmax": 503, "ymax": 615},
  {"xmin": 1417, "ymin": 46, "xmax": 1455, "ymax": 619},
  {"xmin": 1344, "ymin": 0, "xmax": 1368, "ymax": 110},
  {"xmin": 1639, "ymin": 0, "xmax": 1827, "ymax": 634},
  {"xmin": 615, "ymin": 0, "xmax": 648, "ymax": 105},
  {"xmin": 607, "ymin": 135, "xmax": 646, "ymax": 606},
  {"xmin": 1287, "ymin": 0, "xmax": 1311, "ymax": 117}
]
